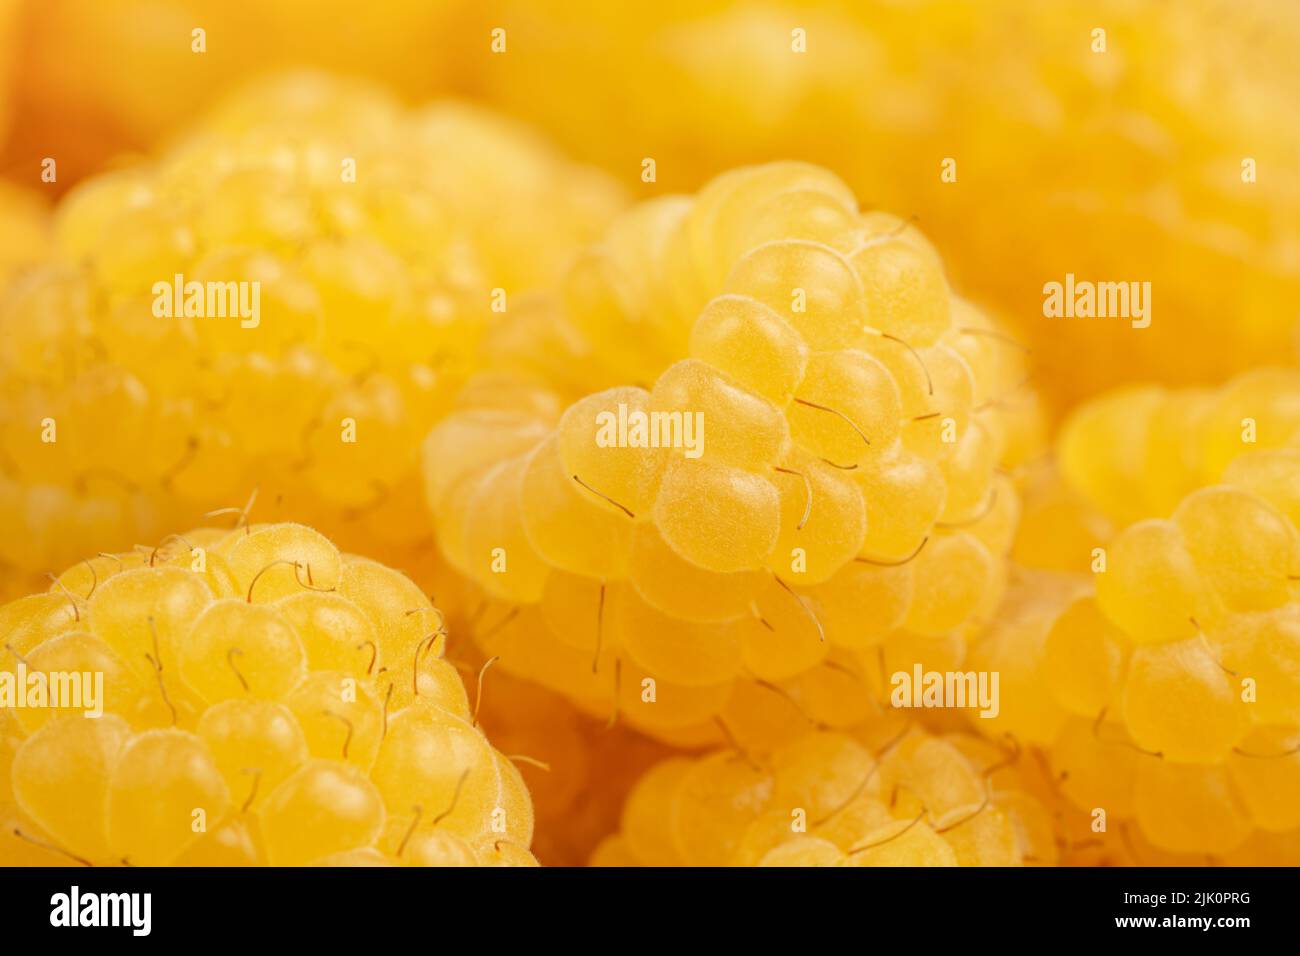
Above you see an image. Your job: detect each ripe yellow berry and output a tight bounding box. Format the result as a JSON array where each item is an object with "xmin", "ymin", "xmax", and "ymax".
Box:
[
  {"xmin": 650, "ymin": 359, "xmax": 790, "ymax": 470},
  {"xmin": 725, "ymin": 240, "xmax": 867, "ymax": 350},
  {"xmin": 1043, "ymin": 597, "xmax": 1127, "ymax": 718},
  {"xmin": 628, "ymin": 523, "xmax": 759, "ymax": 623},
  {"xmin": 1057, "ymin": 386, "xmax": 1165, "ymax": 526},
  {"xmin": 965, "ymin": 574, "xmax": 1073, "ymax": 746},
  {"xmin": 1227, "ymin": 729, "xmax": 1300, "ymax": 832},
  {"xmin": 765, "ymin": 457, "xmax": 867, "ymax": 584},
  {"xmin": 0, "ymin": 72, "xmax": 624, "ymax": 587},
  {"xmin": 613, "ymin": 588, "xmax": 742, "ymax": 687},
  {"xmin": 880, "ymin": 734, "xmax": 986, "ymax": 821},
  {"xmin": 758, "ymin": 836, "xmax": 844, "ymax": 866},
  {"xmin": 903, "ymin": 533, "xmax": 994, "ymax": 637},
  {"xmin": 1223, "ymin": 448, "xmax": 1300, "ymax": 531},
  {"xmin": 810, "ymin": 562, "xmax": 912, "ymax": 650},
  {"xmin": 841, "ymin": 819, "xmax": 957, "ymax": 867},
  {"xmin": 11, "ymin": 715, "xmax": 131, "ymax": 863},
  {"xmin": 1120, "ymin": 638, "xmax": 1248, "ymax": 764},
  {"xmin": 652, "ymin": 458, "xmax": 781, "ymax": 573},
  {"xmin": 771, "ymin": 732, "xmax": 875, "ymax": 822},
  {"xmin": 106, "ymin": 728, "xmax": 231, "ymax": 865},
  {"xmin": 286, "ymin": 671, "xmax": 384, "ymax": 771},
  {"xmin": 901, "ymin": 344, "xmax": 975, "ymax": 458},
  {"xmin": 460, "ymin": 457, "xmax": 551, "ymax": 604},
  {"xmin": 1132, "ymin": 760, "xmax": 1252, "ymax": 855},
  {"xmin": 671, "ymin": 753, "xmax": 774, "ymax": 867},
  {"xmin": 813, "ymin": 796, "xmax": 894, "ymax": 853},
  {"xmin": 1, "ymin": 523, "xmax": 533, "ymax": 867},
  {"xmin": 609, "ymin": 720, "xmax": 1052, "ymax": 867},
  {"xmin": 521, "ymin": 436, "xmax": 635, "ymax": 578},
  {"xmin": 174, "ymin": 816, "xmax": 264, "ymax": 867},
  {"xmin": 558, "ymin": 387, "xmax": 664, "ymax": 519},
  {"xmin": 620, "ymin": 757, "xmax": 692, "ymax": 867},
  {"xmin": 1173, "ymin": 486, "xmax": 1298, "ymax": 613},
  {"xmin": 1094, "ymin": 520, "xmax": 1213, "ymax": 644},
  {"xmin": 702, "ymin": 164, "xmax": 858, "ymax": 283},
  {"xmin": 432, "ymin": 162, "xmax": 1033, "ymax": 753},
  {"xmin": 181, "ymin": 601, "xmax": 307, "ymax": 704},
  {"xmin": 88, "ymin": 565, "xmax": 212, "ymax": 681},
  {"xmin": 849, "ymin": 237, "xmax": 952, "ymax": 347},
  {"xmin": 475, "ymin": 840, "xmax": 541, "ymax": 867},
  {"xmin": 228, "ymin": 523, "xmax": 342, "ymax": 603},
  {"xmin": 274, "ymin": 591, "xmax": 378, "ymax": 677},
  {"xmin": 1210, "ymin": 608, "xmax": 1300, "ymax": 726},
  {"xmin": 259, "ymin": 759, "xmax": 384, "ymax": 866},
  {"xmin": 688, "ymin": 295, "xmax": 809, "ymax": 404},
  {"xmin": 12, "ymin": 632, "xmax": 143, "ymax": 733},
  {"xmin": 788, "ymin": 350, "xmax": 902, "ymax": 467},
  {"xmin": 936, "ymin": 420, "xmax": 999, "ymax": 524},
  {"xmin": 939, "ymin": 805, "xmax": 1021, "ymax": 867},
  {"xmin": 369, "ymin": 705, "xmax": 501, "ymax": 841},
  {"xmin": 337, "ymin": 556, "xmax": 445, "ymax": 673},
  {"xmin": 853, "ymin": 446, "xmax": 946, "ymax": 562},
  {"xmin": 398, "ymin": 828, "xmax": 480, "ymax": 867},
  {"xmin": 1198, "ymin": 368, "xmax": 1300, "ymax": 481}
]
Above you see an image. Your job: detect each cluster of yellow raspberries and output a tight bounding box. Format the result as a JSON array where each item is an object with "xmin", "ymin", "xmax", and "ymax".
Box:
[
  {"xmin": 2, "ymin": 522, "xmax": 534, "ymax": 866},
  {"xmin": 0, "ymin": 48, "xmax": 1296, "ymax": 867},
  {"xmin": 428, "ymin": 162, "xmax": 1040, "ymax": 756},
  {"xmin": 0, "ymin": 74, "xmax": 622, "ymax": 591}
]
